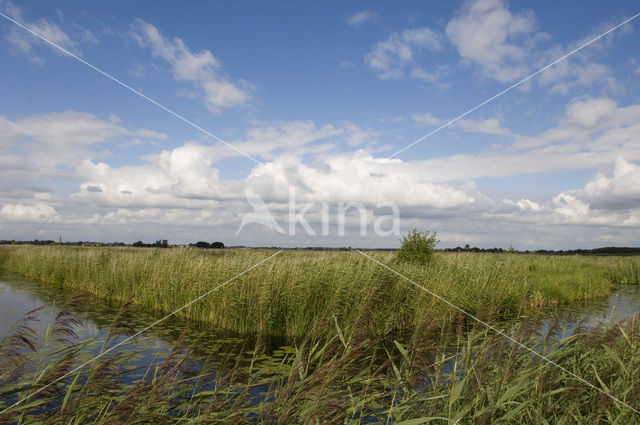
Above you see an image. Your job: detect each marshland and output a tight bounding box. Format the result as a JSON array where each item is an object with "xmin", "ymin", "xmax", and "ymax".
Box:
[{"xmin": 0, "ymin": 244, "xmax": 640, "ymax": 423}]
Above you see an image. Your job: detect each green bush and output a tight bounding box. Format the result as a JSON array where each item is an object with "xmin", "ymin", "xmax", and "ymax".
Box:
[{"xmin": 395, "ymin": 229, "xmax": 438, "ymax": 265}]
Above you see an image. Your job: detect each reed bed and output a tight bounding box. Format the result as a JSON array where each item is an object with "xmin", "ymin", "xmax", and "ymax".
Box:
[
  {"xmin": 0, "ymin": 245, "xmax": 637, "ymax": 341},
  {"xmin": 2, "ymin": 300, "xmax": 640, "ymax": 424}
]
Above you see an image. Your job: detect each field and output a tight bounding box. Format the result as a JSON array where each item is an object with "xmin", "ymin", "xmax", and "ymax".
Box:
[{"xmin": 1, "ymin": 245, "xmax": 640, "ymax": 423}]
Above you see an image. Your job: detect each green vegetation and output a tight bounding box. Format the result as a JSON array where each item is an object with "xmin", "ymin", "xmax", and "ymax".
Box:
[
  {"xmin": 2, "ymin": 300, "xmax": 640, "ymax": 424},
  {"xmin": 395, "ymin": 229, "xmax": 438, "ymax": 265},
  {"xmin": 0, "ymin": 245, "xmax": 638, "ymax": 342}
]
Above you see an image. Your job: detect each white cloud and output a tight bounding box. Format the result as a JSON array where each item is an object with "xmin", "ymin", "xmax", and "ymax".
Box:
[
  {"xmin": 411, "ymin": 112, "xmax": 442, "ymax": 126},
  {"xmin": 0, "ymin": 111, "xmax": 167, "ymax": 203},
  {"xmin": 3, "ymin": 111, "xmax": 133, "ymax": 146},
  {"xmin": 246, "ymin": 152, "xmax": 483, "ymax": 210},
  {"xmin": 446, "ymin": 0, "xmax": 537, "ymax": 82},
  {"xmin": 410, "ymin": 65, "xmax": 451, "ymax": 87},
  {"xmin": 513, "ymin": 199, "xmax": 541, "ymax": 212},
  {"xmin": 0, "ymin": 203, "xmax": 57, "ymax": 222},
  {"xmin": 580, "ymin": 159, "xmax": 640, "ymax": 209},
  {"xmin": 64, "ymin": 120, "xmax": 379, "ymax": 210},
  {"xmin": 365, "ymin": 27, "xmax": 442, "ymax": 79},
  {"xmin": 551, "ymin": 193, "xmax": 590, "ymax": 221},
  {"xmin": 0, "ymin": 111, "xmax": 165, "ymax": 159},
  {"xmin": 339, "ymin": 60, "xmax": 355, "ymax": 69},
  {"xmin": 513, "ymin": 97, "xmax": 640, "ymax": 150},
  {"xmin": 2, "ymin": 99, "xmax": 639, "ymax": 248},
  {"xmin": 541, "ymin": 61, "xmax": 619, "ymax": 95},
  {"xmin": 456, "ymin": 117, "xmax": 512, "ymax": 136},
  {"xmin": 411, "ymin": 112, "xmax": 511, "ymax": 136},
  {"xmin": 564, "ymin": 97, "xmax": 618, "ymax": 128},
  {"xmin": 130, "ymin": 19, "xmax": 252, "ymax": 113},
  {"xmin": 442, "ymin": 0, "xmax": 623, "ymax": 93},
  {"xmin": 346, "ymin": 11, "xmax": 379, "ymax": 28},
  {"xmin": 72, "ymin": 155, "xmax": 233, "ymax": 208},
  {"xmin": 183, "ymin": 120, "xmax": 375, "ymax": 162},
  {"xmin": 3, "ymin": 1, "xmax": 79, "ymax": 65}
]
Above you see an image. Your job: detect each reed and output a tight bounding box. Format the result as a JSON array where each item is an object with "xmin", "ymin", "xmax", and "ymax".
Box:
[
  {"xmin": 0, "ymin": 245, "xmax": 637, "ymax": 341},
  {"xmin": 2, "ymin": 300, "xmax": 640, "ymax": 424}
]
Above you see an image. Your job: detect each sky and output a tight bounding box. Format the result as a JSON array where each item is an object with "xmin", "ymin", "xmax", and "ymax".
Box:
[{"xmin": 0, "ymin": 0, "xmax": 639, "ymax": 249}]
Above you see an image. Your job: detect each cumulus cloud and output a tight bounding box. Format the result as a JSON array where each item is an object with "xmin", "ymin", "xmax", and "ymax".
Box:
[
  {"xmin": 580, "ymin": 159, "xmax": 640, "ymax": 209},
  {"xmin": 0, "ymin": 110, "xmax": 167, "ymax": 210},
  {"xmin": 0, "ymin": 111, "xmax": 166, "ymax": 169},
  {"xmin": 246, "ymin": 151, "xmax": 483, "ymax": 210},
  {"xmin": 446, "ymin": 0, "xmax": 537, "ymax": 82},
  {"xmin": 564, "ymin": 97, "xmax": 618, "ymax": 128},
  {"xmin": 365, "ymin": 27, "xmax": 442, "ymax": 79},
  {"xmin": 444, "ymin": 0, "xmax": 625, "ymax": 93},
  {"xmin": 513, "ymin": 97, "xmax": 640, "ymax": 150},
  {"xmin": 130, "ymin": 19, "xmax": 252, "ymax": 113},
  {"xmin": 2, "ymin": 97, "xmax": 639, "ymax": 248},
  {"xmin": 346, "ymin": 11, "xmax": 379, "ymax": 28},
  {"xmin": 0, "ymin": 203, "xmax": 57, "ymax": 222}
]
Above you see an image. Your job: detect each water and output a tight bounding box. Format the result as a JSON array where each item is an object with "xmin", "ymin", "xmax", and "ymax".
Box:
[
  {"xmin": 0, "ymin": 273, "xmax": 270, "ymax": 382},
  {"xmin": 542, "ymin": 283, "xmax": 640, "ymax": 325}
]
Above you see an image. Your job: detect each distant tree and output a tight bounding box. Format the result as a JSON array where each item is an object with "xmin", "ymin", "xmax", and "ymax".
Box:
[
  {"xmin": 211, "ymin": 241, "xmax": 224, "ymax": 249},
  {"xmin": 133, "ymin": 241, "xmax": 144, "ymax": 247}
]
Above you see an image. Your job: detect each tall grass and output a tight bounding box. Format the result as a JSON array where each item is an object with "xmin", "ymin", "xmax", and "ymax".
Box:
[{"xmin": 0, "ymin": 245, "xmax": 637, "ymax": 341}]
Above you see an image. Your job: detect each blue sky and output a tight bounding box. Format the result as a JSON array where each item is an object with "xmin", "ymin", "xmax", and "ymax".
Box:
[{"xmin": 0, "ymin": 0, "xmax": 639, "ymax": 248}]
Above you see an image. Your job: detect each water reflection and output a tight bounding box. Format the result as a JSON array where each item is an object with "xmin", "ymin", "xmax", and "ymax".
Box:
[{"xmin": 0, "ymin": 273, "xmax": 266, "ymax": 373}]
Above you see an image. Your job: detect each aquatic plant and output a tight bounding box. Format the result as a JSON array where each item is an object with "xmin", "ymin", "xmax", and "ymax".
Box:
[
  {"xmin": 2, "ymin": 300, "xmax": 640, "ymax": 423},
  {"xmin": 0, "ymin": 245, "xmax": 636, "ymax": 342}
]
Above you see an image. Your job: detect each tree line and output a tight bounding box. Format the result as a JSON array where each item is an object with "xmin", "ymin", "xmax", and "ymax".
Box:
[{"xmin": 0, "ymin": 239, "xmax": 225, "ymax": 249}]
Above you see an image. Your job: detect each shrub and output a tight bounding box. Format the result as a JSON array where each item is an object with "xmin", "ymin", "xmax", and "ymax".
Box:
[{"xmin": 395, "ymin": 229, "xmax": 438, "ymax": 265}]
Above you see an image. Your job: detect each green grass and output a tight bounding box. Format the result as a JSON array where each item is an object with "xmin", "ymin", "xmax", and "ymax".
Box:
[{"xmin": 0, "ymin": 245, "xmax": 638, "ymax": 341}]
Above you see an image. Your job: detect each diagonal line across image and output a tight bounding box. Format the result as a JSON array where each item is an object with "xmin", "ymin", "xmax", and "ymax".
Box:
[{"xmin": 1, "ymin": 4, "xmax": 639, "ymax": 420}]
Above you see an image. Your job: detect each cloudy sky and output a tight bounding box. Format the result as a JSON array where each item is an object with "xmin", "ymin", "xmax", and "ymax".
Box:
[{"xmin": 0, "ymin": 0, "xmax": 639, "ymax": 249}]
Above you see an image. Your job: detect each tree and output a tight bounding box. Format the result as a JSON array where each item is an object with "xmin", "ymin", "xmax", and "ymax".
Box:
[
  {"xmin": 154, "ymin": 239, "xmax": 169, "ymax": 248},
  {"xmin": 211, "ymin": 241, "xmax": 224, "ymax": 249},
  {"xmin": 395, "ymin": 229, "xmax": 438, "ymax": 265}
]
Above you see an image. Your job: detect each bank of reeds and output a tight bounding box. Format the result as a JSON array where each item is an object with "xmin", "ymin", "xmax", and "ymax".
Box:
[
  {"xmin": 0, "ymin": 245, "xmax": 637, "ymax": 340},
  {"xmin": 1, "ymin": 300, "xmax": 640, "ymax": 424}
]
